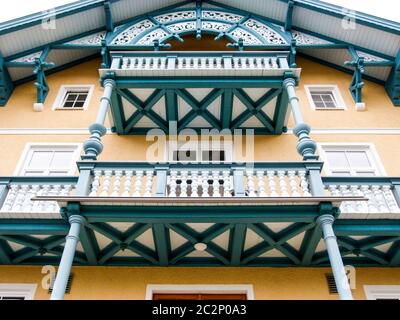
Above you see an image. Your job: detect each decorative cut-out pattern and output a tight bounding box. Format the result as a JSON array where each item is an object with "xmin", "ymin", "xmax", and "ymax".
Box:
[
  {"xmin": 65, "ymin": 31, "xmax": 106, "ymax": 46},
  {"xmin": 167, "ymin": 21, "xmax": 196, "ymax": 34},
  {"xmin": 137, "ymin": 29, "xmax": 169, "ymax": 45},
  {"xmin": 112, "ymin": 20, "xmax": 155, "ymax": 45},
  {"xmin": 154, "ymin": 11, "xmax": 196, "ymax": 23},
  {"xmin": 201, "ymin": 21, "xmax": 231, "ymax": 33},
  {"xmin": 230, "ymin": 28, "xmax": 262, "ymax": 45},
  {"xmin": 243, "ymin": 19, "xmax": 287, "ymax": 44},
  {"xmin": 13, "ymin": 51, "xmax": 42, "ymax": 63},
  {"xmin": 356, "ymin": 51, "xmax": 386, "ymax": 62},
  {"xmin": 201, "ymin": 10, "xmax": 243, "ymax": 23},
  {"xmin": 292, "ymin": 31, "xmax": 332, "ymax": 45}
]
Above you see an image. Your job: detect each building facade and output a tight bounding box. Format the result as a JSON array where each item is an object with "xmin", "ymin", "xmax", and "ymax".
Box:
[{"xmin": 0, "ymin": 0, "xmax": 400, "ymax": 300}]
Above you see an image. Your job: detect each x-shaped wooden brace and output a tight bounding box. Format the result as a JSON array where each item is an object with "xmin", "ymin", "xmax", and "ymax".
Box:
[
  {"xmin": 0, "ymin": 234, "xmax": 86, "ymax": 264},
  {"xmin": 231, "ymin": 88, "xmax": 281, "ymax": 132},
  {"xmin": 167, "ymin": 223, "xmax": 232, "ymax": 265},
  {"xmin": 313, "ymin": 235, "xmax": 400, "ymax": 265},
  {"xmin": 118, "ymin": 88, "xmax": 168, "ymax": 132},
  {"xmin": 89, "ymin": 222, "xmax": 158, "ymax": 265},
  {"xmin": 176, "ymin": 88, "xmax": 223, "ymax": 131},
  {"xmin": 242, "ymin": 222, "xmax": 312, "ymax": 265}
]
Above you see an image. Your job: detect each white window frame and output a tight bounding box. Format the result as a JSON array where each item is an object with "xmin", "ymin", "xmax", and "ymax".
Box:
[
  {"xmin": 364, "ymin": 285, "xmax": 400, "ymax": 300},
  {"xmin": 318, "ymin": 143, "xmax": 386, "ymax": 176},
  {"xmin": 145, "ymin": 284, "xmax": 254, "ymax": 300},
  {"xmin": 305, "ymin": 85, "xmax": 347, "ymax": 110},
  {"xmin": 52, "ymin": 85, "xmax": 95, "ymax": 110},
  {"xmin": 14, "ymin": 143, "xmax": 82, "ymax": 176},
  {"xmin": 0, "ymin": 284, "xmax": 37, "ymax": 300}
]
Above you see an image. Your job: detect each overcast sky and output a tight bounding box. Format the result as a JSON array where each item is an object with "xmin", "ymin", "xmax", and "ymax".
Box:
[{"xmin": 0, "ymin": 0, "xmax": 398, "ymax": 23}]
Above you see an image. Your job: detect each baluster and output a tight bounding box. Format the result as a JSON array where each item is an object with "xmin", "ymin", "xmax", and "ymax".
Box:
[
  {"xmin": 190, "ymin": 171, "xmax": 199, "ymax": 197},
  {"xmin": 350, "ymin": 185, "xmax": 365, "ymax": 213},
  {"xmin": 298, "ymin": 170, "xmax": 311, "ymax": 196},
  {"xmin": 144, "ymin": 170, "xmax": 154, "ymax": 197},
  {"xmin": 267, "ymin": 170, "xmax": 278, "ymax": 197},
  {"xmin": 29, "ymin": 184, "xmax": 41, "ymax": 213},
  {"xmin": 180, "ymin": 171, "xmax": 188, "ymax": 197},
  {"xmin": 122, "ymin": 170, "xmax": 133, "ymax": 196},
  {"xmin": 111, "ymin": 170, "xmax": 123, "ymax": 196},
  {"xmin": 246, "ymin": 170, "xmax": 256, "ymax": 197},
  {"xmin": 287, "ymin": 171, "xmax": 300, "ymax": 196},
  {"xmin": 372, "ymin": 185, "xmax": 389, "ymax": 213},
  {"xmin": 201, "ymin": 171, "xmax": 210, "ymax": 197},
  {"xmin": 211, "ymin": 171, "xmax": 221, "ymax": 197},
  {"xmin": 256, "ymin": 170, "xmax": 267, "ymax": 197},
  {"xmin": 223, "ymin": 170, "xmax": 232, "ymax": 197},
  {"xmin": 39, "ymin": 185, "xmax": 51, "ymax": 212},
  {"xmin": 47, "ymin": 185, "xmax": 61, "ymax": 212},
  {"xmin": 382, "ymin": 185, "xmax": 400, "ymax": 213},
  {"xmin": 14, "ymin": 185, "xmax": 28, "ymax": 212},
  {"xmin": 89, "ymin": 170, "xmax": 102, "ymax": 196},
  {"xmin": 133, "ymin": 170, "xmax": 144, "ymax": 197},
  {"xmin": 277, "ymin": 171, "xmax": 289, "ymax": 197},
  {"xmin": 100, "ymin": 170, "xmax": 113, "ymax": 196},
  {"xmin": 328, "ymin": 185, "xmax": 340, "ymax": 197},
  {"xmin": 339, "ymin": 185, "xmax": 355, "ymax": 213},
  {"xmin": 1, "ymin": 185, "xmax": 18, "ymax": 212},
  {"xmin": 169, "ymin": 170, "xmax": 177, "ymax": 197},
  {"xmin": 361, "ymin": 185, "xmax": 377, "ymax": 213}
]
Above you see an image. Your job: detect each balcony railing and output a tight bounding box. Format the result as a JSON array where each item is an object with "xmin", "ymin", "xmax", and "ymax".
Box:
[
  {"xmin": 0, "ymin": 177, "xmax": 77, "ymax": 218},
  {"xmin": 1, "ymin": 163, "xmax": 400, "ymax": 218},
  {"xmin": 100, "ymin": 51, "xmax": 301, "ymax": 77},
  {"xmin": 84, "ymin": 161, "xmax": 313, "ymax": 198},
  {"xmin": 322, "ymin": 177, "xmax": 400, "ymax": 218}
]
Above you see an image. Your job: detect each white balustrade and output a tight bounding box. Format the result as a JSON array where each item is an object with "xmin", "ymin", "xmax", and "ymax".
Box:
[
  {"xmin": 326, "ymin": 184, "xmax": 400, "ymax": 214},
  {"xmin": 116, "ymin": 55, "xmax": 285, "ymax": 71},
  {"xmin": 0, "ymin": 183, "xmax": 75, "ymax": 215}
]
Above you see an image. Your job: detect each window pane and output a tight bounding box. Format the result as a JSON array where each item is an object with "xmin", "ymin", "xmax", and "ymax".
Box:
[
  {"xmin": 73, "ymin": 101, "xmax": 85, "ymax": 108},
  {"xmin": 49, "ymin": 171, "xmax": 70, "ymax": 176},
  {"xmin": 63, "ymin": 101, "xmax": 74, "ymax": 108},
  {"xmin": 77, "ymin": 94, "xmax": 88, "ymax": 101},
  {"xmin": 28, "ymin": 151, "xmax": 53, "ymax": 168},
  {"xmin": 324, "ymin": 102, "xmax": 337, "ymax": 108},
  {"xmin": 174, "ymin": 150, "xmax": 196, "ymax": 161},
  {"xmin": 66, "ymin": 94, "xmax": 77, "ymax": 100},
  {"xmin": 51, "ymin": 151, "xmax": 74, "ymax": 168},
  {"xmin": 321, "ymin": 94, "xmax": 334, "ymax": 102},
  {"xmin": 314, "ymin": 102, "xmax": 325, "ymax": 108},
  {"xmin": 202, "ymin": 150, "xmax": 225, "ymax": 161},
  {"xmin": 311, "ymin": 94, "xmax": 322, "ymax": 102},
  {"xmin": 346, "ymin": 151, "xmax": 371, "ymax": 167},
  {"xmin": 325, "ymin": 151, "xmax": 349, "ymax": 168}
]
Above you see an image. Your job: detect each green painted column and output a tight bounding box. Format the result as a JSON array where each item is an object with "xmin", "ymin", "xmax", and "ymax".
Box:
[
  {"xmin": 82, "ymin": 78, "xmax": 116, "ymax": 160},
  {"xmin": 283, "ymin": 78, "xmax": 318, "ymax": 161}
]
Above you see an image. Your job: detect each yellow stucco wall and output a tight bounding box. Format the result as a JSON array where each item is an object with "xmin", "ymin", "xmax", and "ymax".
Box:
[{"xmin": 0, "ymin": 266, "xmax": 399, "ymax": 300}]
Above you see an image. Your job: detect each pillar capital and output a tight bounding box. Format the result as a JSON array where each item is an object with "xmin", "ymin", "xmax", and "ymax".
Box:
[
  {"xmin": 316, "ymin": 214, "xmax": 335, "ymax": 226},
  {"xmin": 68, "ymin": 215, "xmax": 85, "ymax": 225},
  {"xmin": 283, "ymin": 77, "xmax": 296, "ymax": 88},
  {"xmin": 102, "ymin": 78, "xmax": 116, "ymax": 88}
]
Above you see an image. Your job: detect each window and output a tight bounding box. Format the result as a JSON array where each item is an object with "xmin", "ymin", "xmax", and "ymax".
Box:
[
  {"xmin": 364, "ymin": 286, "xmax": 400, "ymax": 300},
  {"xmin": 319, "ymin": 143, "xmax": 385, "ymax": 177},
  {"xmin": 15, "ymin": 144, "xmax": 81, "ymax": 176},
  {"xmin": 0, "ymin": 284, "xmax": 37, "ymax": 300},
  {"xmin": 146, "ymin": 285, "xmax": 254, "ymax": 300},
  {"xmin": 52, "ymin": 85, "xmax": 94, "ymax": 110},
  {"xmin": 168, "ymin": 141, "xmax": 232, "ymax": 162},
  {"xmin": 305, "ymin": 85, "xmax": 346, "ymax": 110}
]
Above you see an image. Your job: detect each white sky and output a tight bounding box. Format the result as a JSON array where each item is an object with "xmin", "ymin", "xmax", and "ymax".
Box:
[{"xmin": 0, "ymin": 0, "xmax": 398, "ymax": 23}]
